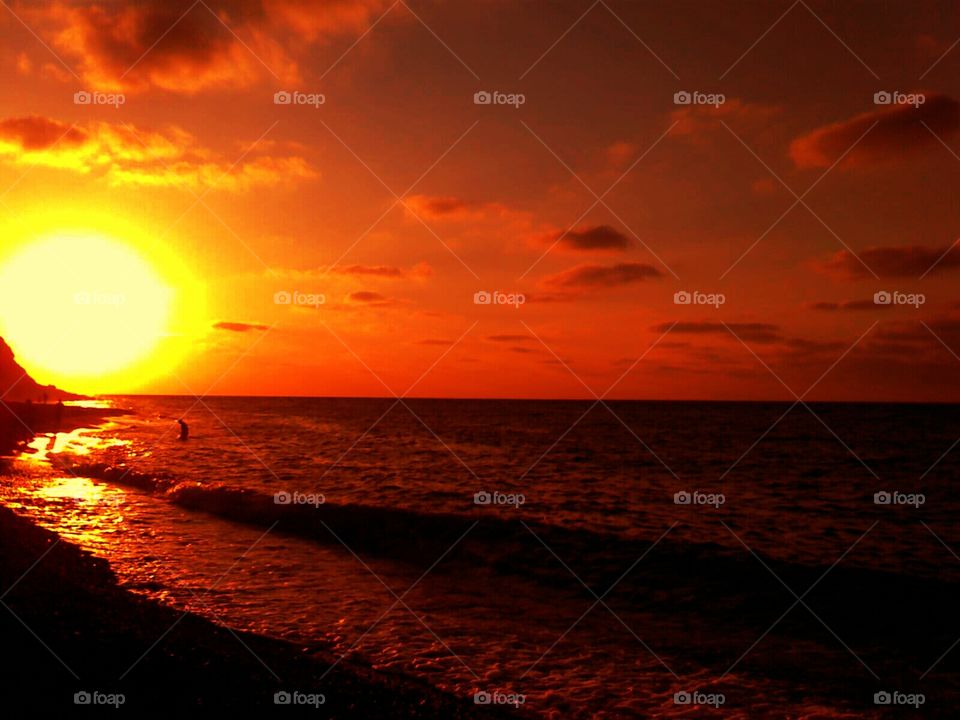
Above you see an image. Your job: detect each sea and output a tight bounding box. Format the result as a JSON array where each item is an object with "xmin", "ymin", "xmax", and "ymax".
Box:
[{"xmin": 2, "ymin": 397, "xmax": 959, "ymax": 718}]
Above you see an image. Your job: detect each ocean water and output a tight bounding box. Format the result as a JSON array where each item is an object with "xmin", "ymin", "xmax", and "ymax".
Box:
[{"xmin": 3, "ymin": 397, "xmax": 960, "ymax": 717}]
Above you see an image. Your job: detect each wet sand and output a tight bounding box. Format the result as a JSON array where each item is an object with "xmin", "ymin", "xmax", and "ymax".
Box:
[{"xmin": 0, "ymin": 404, "xmax": 510, "ymax": 717}]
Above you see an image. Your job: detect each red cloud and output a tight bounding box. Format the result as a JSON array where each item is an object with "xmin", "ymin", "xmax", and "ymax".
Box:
[
  {"xmin": 332, "ymin": 262, "xmax": 432, "ymax": 280},
  {"xmin": 790, "ymin": 93, "xmax": 960, "ymax": 169},
  {"xmin": 24, "ymin": 0, "xmax": 393, "ymax": 93},
  {"xmin": 544, "ymin": 262, "xmax": 662, "ymax": 289}
]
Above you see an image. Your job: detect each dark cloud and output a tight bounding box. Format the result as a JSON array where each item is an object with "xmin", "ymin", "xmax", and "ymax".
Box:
[
  {"xmin": 810, "ymin": 300, "xmax": 893, "ymax": 311},
  {"xmin": 27, "ymin": 0, "xmax": 393, "ymax": 93},
  {"xmin": 349, "ymin": 291, "xmax": 387, "ymax": 303},
  {"xmin": 214, "ymin": 321, "xmax": 268, "ymax": 332},
  {"xmin": 556, "ymin": 225, "xmax": 631, "ymax": 252},
  {"xmin": 817, "ymin": 242, "xmax": 960, "ymax": 279},
  {"xmin": 790, "ymin": 93, "xmax": 960, "ymax": 169}
]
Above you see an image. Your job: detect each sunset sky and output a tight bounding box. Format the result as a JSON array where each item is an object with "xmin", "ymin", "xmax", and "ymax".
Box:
[{"xmin": 1, "ymin": 0, "xmax": 960, "ymax": 401}]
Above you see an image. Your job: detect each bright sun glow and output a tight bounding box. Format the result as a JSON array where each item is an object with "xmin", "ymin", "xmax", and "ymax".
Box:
[{"xmin": 0, "ymin": 226, "xmax": 204, "ymax": 393}]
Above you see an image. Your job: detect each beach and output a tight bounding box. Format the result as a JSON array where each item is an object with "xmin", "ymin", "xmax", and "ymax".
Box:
[
  {"xmin": 0, "ymin": 504, "xmax": 517, "ymax": 716},
  {"xmin": 0, "ymin": 405, "xmax": 511, "ymax": 717}
]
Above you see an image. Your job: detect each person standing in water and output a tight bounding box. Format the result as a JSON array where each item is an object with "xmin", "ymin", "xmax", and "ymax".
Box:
[{"xmin": 177, "ymin": 418, "xmax": 189, "ymax": 441}]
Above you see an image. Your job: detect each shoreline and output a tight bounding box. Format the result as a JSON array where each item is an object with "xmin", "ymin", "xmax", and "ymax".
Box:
[
  {"xmin": 0, "ymin": 403, "xmax": 511, "ymax": 716},
  {"xmin": 0, "ymin": 505, "xmax": 511, "ymax": 715},
  {"xmin": 0, "ymin": 401, "xmax": 129, "ymax": 456}
]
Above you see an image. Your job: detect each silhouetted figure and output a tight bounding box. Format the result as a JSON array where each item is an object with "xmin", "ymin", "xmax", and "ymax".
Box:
[
  {"xmin": 55, "ymin": 400, "xmax": 64, "ymax": 429},
  {"xmin": 177, "ymin": 419, "xmax": 189, "ymax": 441}
]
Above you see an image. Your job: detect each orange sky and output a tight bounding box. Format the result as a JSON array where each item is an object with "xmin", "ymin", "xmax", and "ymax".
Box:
[{"xmin": 2, "ymin": 0, "xmax": 960, "ymax": 401}]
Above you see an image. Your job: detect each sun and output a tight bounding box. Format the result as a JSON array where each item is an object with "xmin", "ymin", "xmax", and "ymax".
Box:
[{"xmin": 0, "ymin": 229, "xmax": 203, "ymax": 393}]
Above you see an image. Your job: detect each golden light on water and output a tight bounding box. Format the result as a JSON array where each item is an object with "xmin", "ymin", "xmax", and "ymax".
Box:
[{"xmin": 0, "ymin": 213, "xmax": 205, "ymax": 393}]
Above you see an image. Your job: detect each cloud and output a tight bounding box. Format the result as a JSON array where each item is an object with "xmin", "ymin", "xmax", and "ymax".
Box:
[
  {"xmin": 404, "ymin": 194, "xmax": 517, "ymax": 224},
  {"xmin": 487, "ymin": 335, "xmax": 534, "ymax": 343},
  {"xmin": 24, "ymin": 0, "xmax": 394, "ymax": 93},
  {"xmin": 810, "ymin": 299, "xmax": 893, "ymax": 311},
  {"xmin": 348, "ymin": 290, "xmax": 388, "ymax": 303},
  {"xmin": 540, "ymin": 224, "xmax": 631, "ymax": 253},
  {"xmin": 214, "ymin": 321, "xmax": 268, "ymax": 332},
  {"xmin": 653, "ymin": 321, "xmax": 782, "ymax": 343},
  {"xmin": 605, "ymin": 140, "xmax": 637, "ymax": 168},
  {"xmin": 0, "ymin": 115, "xmax": 87, "ymax": 151},
  {"xmin": 671, "ymin": 98, "xmax": 780, "ymax": 138},
  {"xmin": 816, "ymin": 242, "xmax": 960, "ymax": 279},
  {"xmin": 543, "ymin": 262, "xmax": 663, "ymax": 289},
  {"xmin": 0, "ymin": 115, "xmax": 314, "ymax": 189},
  {"xmin": 330, "ymin": 262, "xmax": 432, "ymax": 280},
  {"xmin": 789, "ymin": 93, "xmax": 960, "ymax": 169}
]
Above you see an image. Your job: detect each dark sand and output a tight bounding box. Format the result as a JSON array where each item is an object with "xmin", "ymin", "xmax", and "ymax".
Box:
[{"xmin": 0, "ymin": 406, "xmax": 510, "ymax": 717}]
